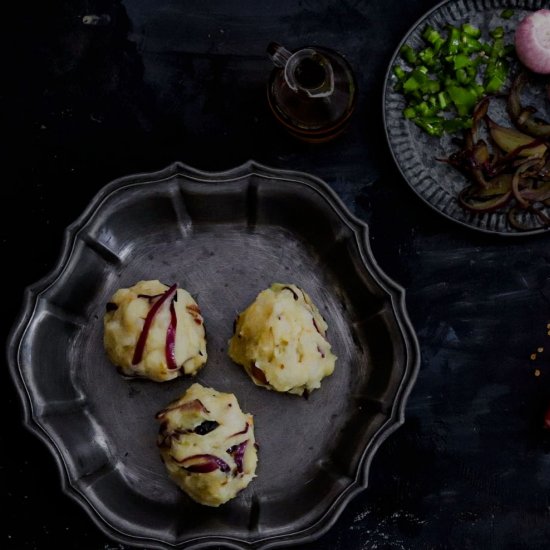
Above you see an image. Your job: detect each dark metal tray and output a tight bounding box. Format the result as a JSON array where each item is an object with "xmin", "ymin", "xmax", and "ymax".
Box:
[{"xmin": 7, "ymin": 162, "xmax": 420, "ymax": 548}]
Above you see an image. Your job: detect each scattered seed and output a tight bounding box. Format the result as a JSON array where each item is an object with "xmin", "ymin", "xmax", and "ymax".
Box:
[
  {"xmin": 537, "ymin": 347, "xmax": 544, "ymax": 353},
  {"xmin": 534, "ymin": 369, "xmax": 541, "ymax": 377},
  {"xmin": 530, "ymin": 353, "xmax": 537, "ymax": 360}
]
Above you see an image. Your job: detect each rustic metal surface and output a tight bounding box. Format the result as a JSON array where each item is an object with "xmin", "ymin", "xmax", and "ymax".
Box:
[{"xmin": 3, "ymin": 0, "xmax": 549, "ymax": 549}]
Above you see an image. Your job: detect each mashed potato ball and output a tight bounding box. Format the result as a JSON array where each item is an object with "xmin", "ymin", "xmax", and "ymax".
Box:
[
  {"xmin": 228, "ymin": 283, "xmax": 336, "ymax": 396},
  {"xmin": 104, "ymin": 280, "xmax": 207, "ymax": 382},
  {"xmin": 156, "ymin": 383, "xmax": 257, "ymax": 506}
]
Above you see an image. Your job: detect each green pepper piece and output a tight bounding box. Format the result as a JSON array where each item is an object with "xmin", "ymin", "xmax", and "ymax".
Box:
[
  {"xmin": 437, "ymin": 91, "xmax": 449, "ymax": 109},
  {"xmin": 485, "ymin": 59, "xmax": 507, "ymax": 93},
  {"xmin": 415, "ymin": 101, "xmax": 433, "ymax": 117},
  {"xmin": 423, "ymin": 79, "xmax": 441, "ymax": 94},
  {"xmin": 428, "ymin": 96, "xmax": 439, "ymax": 111},
  {"xmin": 461, "ymin": 23, "xmax": 481, "ymax": 38},
  {"xmin": 393, "ymin": 65, "xmax": 407, "ymax": 80},
  {"xmin": 490, "ymin": 26, "xmax": 504, "ymax": 39},
  {"xmin": 485, "ymin": 75, "xmax": 504, "ymax": 93},
  {"xmin": 490, "ymin": 37, "xmax": 505, "ymax": 58},
  {"xmin": 461, "ymin": 34, "xmax": 483, "ymax": 53},
  {"xmin": 414, "ymin": 116, "xmax": 444, "ymax": 137},
  {"xmin": 419, "ymin": 47, "xmax": 435, "ymax": 66},
  {"xmin": 473, "ymin": 83, "xmax": 485, "ymax": 97},
  {"xmin": 446, "ymin": 26, "xmax": 461, "ymax": 55},
  {"xmin": 403, "ymin": 68, "xmax": 429, "ymax": 92},
  {"xmin": 432, "ymin": 37, "xmax": 445, "ymax": 54},
  {"xmin": 400, "ymin": 44, "xmax": 417, "ymax": 65},
  {"xmin": 447, "ymin": 85, "xmax": 478, "ymax": 116},
  {"xmin": 453, "ymin": 54, "xmax": 471, "ymax": 70},
  {"xmin": 422, "ymin": 26, "xmax": 442, "ymax": 45},
  {"xmin": 456, "ymin": 68, "xmax": 471, "ymax": 85},
  {"xmin": 500, "ymin": 9, "xmax": 514, "ymax": 19},
  {"xmin": 403, "ymin": 107, "xmax": 416, "ymax": 119}
]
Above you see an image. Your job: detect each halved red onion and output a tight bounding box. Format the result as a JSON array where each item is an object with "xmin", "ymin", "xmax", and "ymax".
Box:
[
  {"xmin": 132, "ymin": 283, "xmax": 178, "ymax": 365},
  {"xmin": 515, "ymin": 10, "xmax": 550, "ymax": 74},
  {"xmin": 227, "ymin": 440, "xmax": 248, "ymax": 474}
]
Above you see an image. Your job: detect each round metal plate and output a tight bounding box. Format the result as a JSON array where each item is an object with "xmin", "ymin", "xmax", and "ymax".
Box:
[
  {"xmin": 7, "ymin": 162, "xmax": 420, "ymax": 548},
  {"xmin": 384, "ymin": 0, "xmax": 550, "ymax": 236}
]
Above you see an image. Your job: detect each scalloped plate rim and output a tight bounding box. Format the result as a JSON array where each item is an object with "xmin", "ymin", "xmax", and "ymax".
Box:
[{"xmin": 7, "ymin": 161, "xmax": 420, "ymax": 549}]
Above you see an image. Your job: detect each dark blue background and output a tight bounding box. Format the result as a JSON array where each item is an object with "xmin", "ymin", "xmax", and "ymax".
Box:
[{"xmin": 2, "ymin": 1, "xmax": 549, "ymax": 548}]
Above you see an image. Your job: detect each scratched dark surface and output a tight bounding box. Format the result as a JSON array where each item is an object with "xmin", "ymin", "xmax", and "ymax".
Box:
[{"xmin": 2, "ymin": 0, "xmax": 549, "ymax": 549}]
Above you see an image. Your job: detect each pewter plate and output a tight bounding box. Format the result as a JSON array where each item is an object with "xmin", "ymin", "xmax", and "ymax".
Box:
[
  {"xmin": 384, "ymin": 0, "xmax": 550, "ymax": 236},
  {"xmin": 7, "ymin": 162, "xmax": 419, "ymax": 548}
]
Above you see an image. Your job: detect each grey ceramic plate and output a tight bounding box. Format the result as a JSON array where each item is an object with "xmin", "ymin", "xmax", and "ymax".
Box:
[
  {"xmin": 7, "ymin": 162, "xmax": 420, "ymax": 549},
  {"xmin": 384, "ymin": 0, "xmax": 550, "ymax": 236}
]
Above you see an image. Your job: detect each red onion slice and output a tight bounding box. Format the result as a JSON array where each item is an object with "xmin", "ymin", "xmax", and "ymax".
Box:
[
  {"xmin": 227, "ymin": 440, "xmax": 248, "ymax": 474},
  {"xmin": 250, "ymin": 364, "xmax": 268, "ymax": 385},
  {"xmin": 132, "ymin": 283, "xmax": 177, "ymax": 365},
  {"xmin": 229, "ymin": 423, "xmax": 249, "ymax": 437},
  {"xmin": 178, "ymin": 454, "xmax": 231, "ymax": 473},
  {"xmin": 312, "ymin": 316, "xmax": 324, "ymax": 335},
  {"xmin": 165, "ymin": 298, "xmax": 178, "ymax": 369},
  {"xmin": 155, "ymin": 398, "xmax": 208, "ymax": 419}
]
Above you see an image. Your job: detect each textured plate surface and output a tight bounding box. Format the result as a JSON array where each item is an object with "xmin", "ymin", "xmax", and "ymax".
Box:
[
  {"xmin": 7, "ymin": 162, "xmax": 419, "ymax": 549},
  {"xmin": 384, "ymin": 0, "xmax": 550, "ymax": 236}
]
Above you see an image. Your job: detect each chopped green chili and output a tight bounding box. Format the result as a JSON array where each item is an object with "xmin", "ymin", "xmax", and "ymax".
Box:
[
  {"xmin": 394, "ymin": 21, "xmax": 512, "ymax": 136},
  {"xmin": 500, "ymin": 9, "xmax": 514, "ymax": 20}
]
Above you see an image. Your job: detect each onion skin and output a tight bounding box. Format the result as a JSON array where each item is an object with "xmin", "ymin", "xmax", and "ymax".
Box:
[{"xmin": 515, "ymin": 10, "xmax": 550, "ymax": 75}]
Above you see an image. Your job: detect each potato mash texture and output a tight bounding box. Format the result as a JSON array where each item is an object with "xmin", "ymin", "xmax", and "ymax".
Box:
[
  {"xmin": 228, "ymin": 283, "xmax": 336, "ymax": 396},
  {"xmin": 104, "ymin": 280, "xmax": 207, "ymax": 382},
  {"xmin": 156, "ymin": 383, "xmax": 257, "ymax": 506}
]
